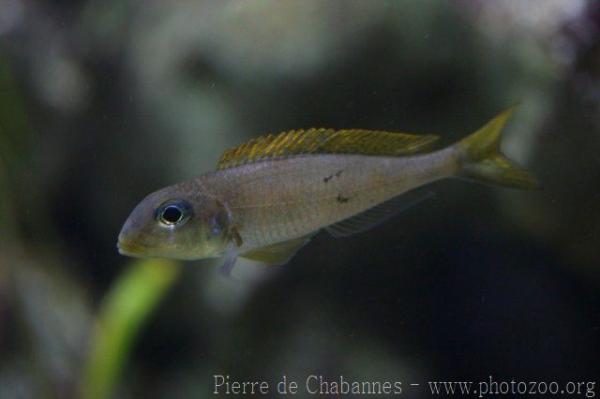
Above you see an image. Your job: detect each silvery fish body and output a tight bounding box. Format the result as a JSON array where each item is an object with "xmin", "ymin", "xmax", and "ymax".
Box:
[
  {"xmin": 117, "ymin": 108, "xmax": 536, "ymax": 274},
  {"xmin": 206, "ymin": 149, "xmax": 455, "ymax": 252}
]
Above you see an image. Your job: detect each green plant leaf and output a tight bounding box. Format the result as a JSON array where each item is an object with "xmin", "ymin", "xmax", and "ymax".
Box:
[{"xmin": 81, "ymin": 259, "xmax": 181, "ymax": 399}]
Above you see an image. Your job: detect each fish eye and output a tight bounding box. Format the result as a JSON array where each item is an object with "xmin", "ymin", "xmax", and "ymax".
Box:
[{"xmin": 156, "ymin": 200, "xmax": 192, "ymax": 227}]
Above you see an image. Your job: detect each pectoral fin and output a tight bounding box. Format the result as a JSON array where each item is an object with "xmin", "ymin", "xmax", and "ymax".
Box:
[
  {"xmin": 219, "ymin": 252, "xmax": 238, "ymax": 277},
  {"xmin": 240, "ymin": 235, "xmax": 313, "ymax": 265}
]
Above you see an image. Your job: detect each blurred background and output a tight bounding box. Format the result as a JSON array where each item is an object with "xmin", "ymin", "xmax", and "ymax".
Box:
[{"xmin": 1, "ymin": 0, "xmax": 599, "ymax": 398}]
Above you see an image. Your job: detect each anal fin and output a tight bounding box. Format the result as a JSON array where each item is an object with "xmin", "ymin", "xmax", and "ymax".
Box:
[{"xmin": 326, "ymin": 190, "xmax": 435, "ymax": 238}]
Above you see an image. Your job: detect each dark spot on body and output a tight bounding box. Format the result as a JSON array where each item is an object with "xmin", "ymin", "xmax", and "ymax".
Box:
[
  {"xmin": 336, "ymin": 194, "xmax": 350, "ymax": 203},
  {"xmin": 323, "ymin": 170, "xmax": 344, "ymax": 183}
]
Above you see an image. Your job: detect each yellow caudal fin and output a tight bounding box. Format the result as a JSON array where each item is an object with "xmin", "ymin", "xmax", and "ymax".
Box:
[{"xmin": 455, "ymin": 107, "xmax": 538, "ymax": 190}]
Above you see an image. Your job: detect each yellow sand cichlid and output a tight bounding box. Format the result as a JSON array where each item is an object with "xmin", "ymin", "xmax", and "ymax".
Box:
[{"xmin": 117, "ymin": 108, "xmax": 536, "ymax": 274}]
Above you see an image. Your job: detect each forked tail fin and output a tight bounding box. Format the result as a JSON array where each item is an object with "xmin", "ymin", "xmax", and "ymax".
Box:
[{"xmin": 455, "ymin": 107, "xmax": 538, "ymax": 190}]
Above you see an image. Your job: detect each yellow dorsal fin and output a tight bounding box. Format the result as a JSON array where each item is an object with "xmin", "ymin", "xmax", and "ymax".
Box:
[{"xmin": 217, "ymin": 128, "xmax": 440, "ymax": 170}]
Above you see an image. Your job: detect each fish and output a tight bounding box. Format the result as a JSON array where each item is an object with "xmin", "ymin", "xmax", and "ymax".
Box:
[{"xmin": 117, "ymin": 108, "xmax": 537, "ymax": 275}]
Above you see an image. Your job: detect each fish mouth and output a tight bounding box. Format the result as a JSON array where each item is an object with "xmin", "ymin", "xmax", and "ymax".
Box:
[{"xmin": 117, "ymin": 239, "xmax": 147, "ymax": 258}]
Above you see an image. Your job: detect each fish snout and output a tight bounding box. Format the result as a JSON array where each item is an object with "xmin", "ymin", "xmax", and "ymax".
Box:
[
  {"xmin": 117, "ymin": 223, "xmax": 147, "ymax": 257},
  {"xmin": 116, "ymin": 239, "xmax": 146, "ymax": 257}
]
